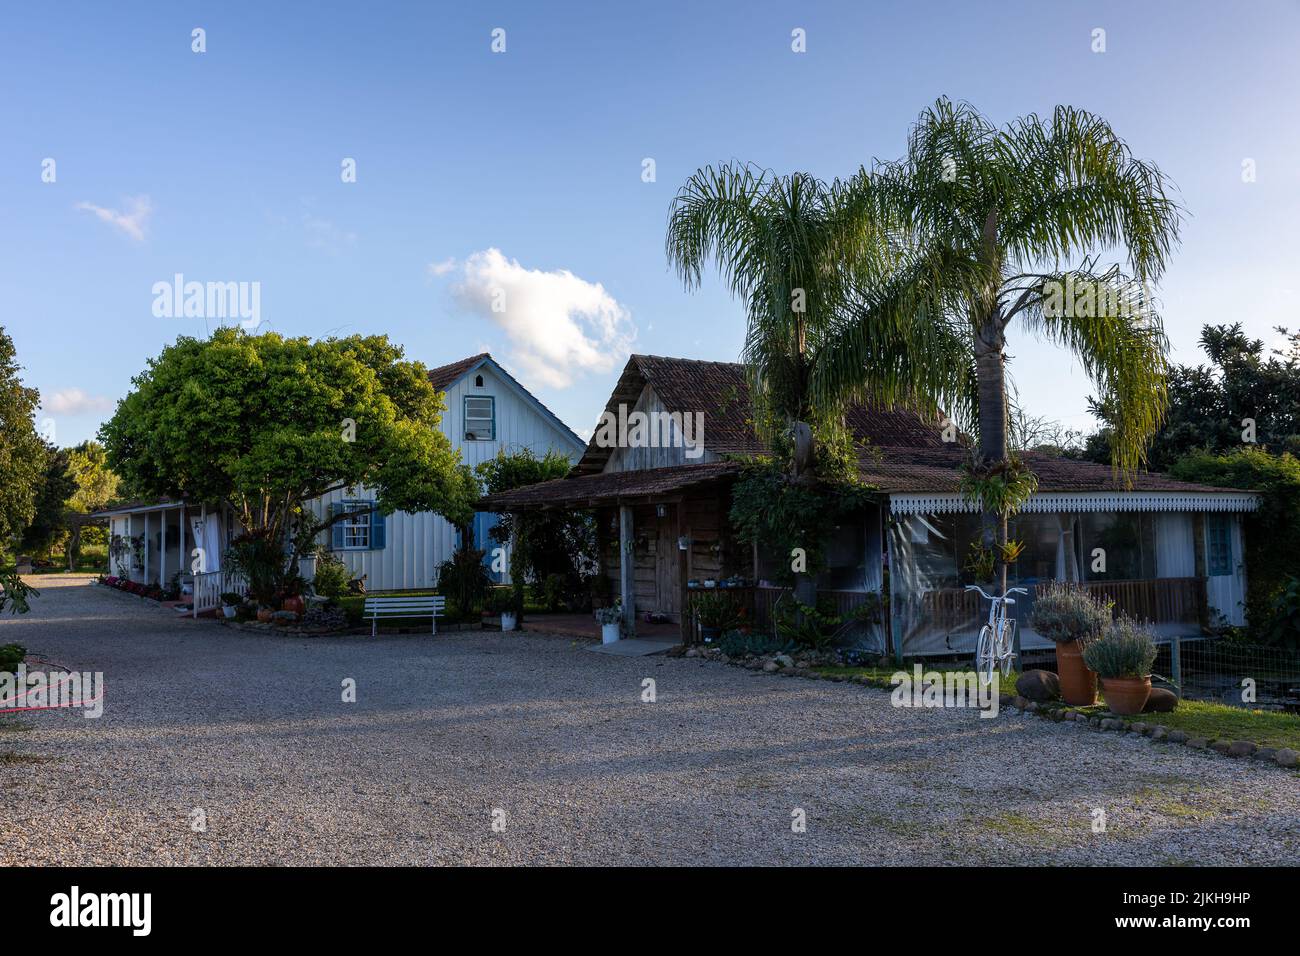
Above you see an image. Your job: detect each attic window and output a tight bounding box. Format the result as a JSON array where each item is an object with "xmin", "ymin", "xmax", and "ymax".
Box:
[
  {"xmin": 475, "ymin": 374, "xmax": 484, "ymax": 387},
  {"xmin": 464, "ymin": 395, "xmax": 495, "ymax": 441}
]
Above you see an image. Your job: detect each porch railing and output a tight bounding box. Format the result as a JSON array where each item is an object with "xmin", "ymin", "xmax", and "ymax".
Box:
[
  {"xmin": 919, "ymin": 577, "xmax": 1206, "ymax": 632},
  {"xmin": 192, "ymin": 570, "xmax": 249, "ymax": 618}
]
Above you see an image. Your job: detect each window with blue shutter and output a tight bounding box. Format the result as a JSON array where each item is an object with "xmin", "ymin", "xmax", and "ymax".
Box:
[
  {"xmin": 333, "ymin": 500, "xmax": 385, "ymax": 550},
  {"xmin": 474, "ymin": 512, "xmax": 502, "ymax": 582}
]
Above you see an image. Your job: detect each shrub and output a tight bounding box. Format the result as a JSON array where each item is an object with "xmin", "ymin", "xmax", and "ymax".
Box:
[
  {"xmin": 1082, "ymin": 617, "xmax": 1158, "ymax": 679},
  {"xmin": 773, "ymin": 596, "xmax": 844, "ymax": 649},
  {"xmin": 718, "ymin": 630, "xmax": 795, "ymax": 657},
  {"xmin": 542, "ymin": 573, "xmax": 565, "ymax": 612},
  {"xmin": 0, "ymin": 643, "xmax": 26, "ymax": 673},
  {"xmin": 484, "ymin": 587, "xmax": 513, "ymax": 615},
  {"xmin": 311, "ymin": 550, "xmax": 351, "ymax": 599},
  {"xmin": 436, "ymin": 543, "xmax": 491, "ymax": 620},
  {"xmin": 1256, "ymin": 574, "xmax": 1300, "ymax": 650},
  {"xmin": 220, "ymin": 592, "xmax": 244, "ymax": 606},
  {"xmin": 688, "ymin": 592, "xmax": 739, "ymax": 630},
  {"xmin": 1029, "ymin": 581, "xmax": 1113, "ymax": 645},
  {"xmin": 594, "ymin": 603, "xmax": 622, "ymax": 625}
]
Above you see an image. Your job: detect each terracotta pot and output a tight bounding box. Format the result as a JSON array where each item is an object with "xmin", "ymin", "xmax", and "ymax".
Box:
[
  {"xmin": 256, "ymin": 607, "xmax": 274, "ymax": 623},
  {"xmin": 1101, "ymin": 676, "xmax": 1152, "ymax": 716},
  {"xmin": 281, "ymin": 595, "xmax": 305, "ymax": 615},
  {"xmin": 1055, "ymin": 640, "xmax": 1098, "ymax": 706}
]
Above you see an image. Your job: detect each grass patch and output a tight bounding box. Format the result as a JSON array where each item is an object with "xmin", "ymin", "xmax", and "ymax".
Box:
[
  {"xmin": 968, "ymin": 810, "xmax": 1054, "ymax": 836},
  {"xmin": 1116, "ymin": 699, "xmax": 1300, "ymax": 751},
  {"xmin": 814, "ymin": 664, "xmax": 1022, "ymax": 695},
  {"xmin": 0, "ymin": 750, "xmax": 49, "ymax": 765}
]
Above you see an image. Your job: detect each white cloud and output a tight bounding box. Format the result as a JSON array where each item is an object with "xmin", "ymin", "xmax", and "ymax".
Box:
[
  {"xmin": 426, "ymin": 257, "xmax": 457, "ymax": 277},
  {"xmin": 43, "ymin": 388, "xmax": 113, "ymax": 416},
  {"xmin": 450, "ymin": 248, "xmax": 635, "ymax": 388},
  {"xmin": 75, "ymin": 195, "xmax": 152, "ymax": 241}
]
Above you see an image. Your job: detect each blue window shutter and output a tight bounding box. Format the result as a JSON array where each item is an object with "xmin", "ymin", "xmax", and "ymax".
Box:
[
  {"xmin": 370, "ymin": 507, "xmax": 386, "ymax": 550},
  {"xmin": 330, "ymin": 503, "xmax": 344, "ymax": 550}
]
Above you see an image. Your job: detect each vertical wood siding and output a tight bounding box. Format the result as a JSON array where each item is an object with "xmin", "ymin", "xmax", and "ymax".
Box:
[{"xmin": 304, "ymin": 363, "xmax": 582, "ymax": 591}]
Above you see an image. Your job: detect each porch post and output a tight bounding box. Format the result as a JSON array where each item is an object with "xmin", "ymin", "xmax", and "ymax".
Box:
[
  {"xmin": 160, "ymin": 508, "xmax": 168, "ymax": 587},
  {"xmin": 143, "ymin": 511, "xmax": 150, "ymax": 583},
  {"xmin": 677, "ymin": 502, "xmax": 690, "ymax": 645},
  {"xmin": 619, "ymin": 504, "xmax": 635, "ymax": 637}
]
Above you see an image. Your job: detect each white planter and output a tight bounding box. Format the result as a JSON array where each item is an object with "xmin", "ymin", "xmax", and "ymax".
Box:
[
  {"xmin": 601, "ymin": 622, "xmax": 620, "ymax": 644},
  {"xmin": 500, "ymin": 611, "xmax": 517, "ymax": 632},
  {"xmin": 221, "ymin": 605, "xmax": 237, "ymax": 619}
]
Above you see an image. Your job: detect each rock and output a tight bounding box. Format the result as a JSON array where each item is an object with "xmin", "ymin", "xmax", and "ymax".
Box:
[
  {"xmin": 1015, "ymin": 670, "xmax": 1061, "ymax": 703},
  {"xmin": 1150, "ymin": 726, "xmax": 1168, "ymax": 741},
  {"xmin": 1143, "ymin": 687, "xmax": 1179, "ymax": 713},
  {"xmin": 1100, "ymin": 718, "xmax": 1122, "ymax": 730},
  {"xmin": 1012, "ymin": 696, "xmax": 1029, "ymax": 711},
  {"xmin": 1089, "ymin": 717, "xmax": 1102, "ymax": 728},
  {"xmin": 1254, "ymin": 747, "xmax": 1277, "ymax": 762},
  {"xmin": 1209, "ymin": 740, "xmax": 1232, "ymax": 755},
  {"xmin": 1167, "ymin": 730, "xmax": 1188, "ymax": 744},
  {"xmin": 1186, "ymin": 737, "xmax": 1210, "ymax": 750},
  {"xmin": 1275, "ymin": 748, "xmax": 1299, "ymax": 768},
  {"xmin": 718, "ymin": 654, "xmax": 730, "ymax": 664},
  {"xmin": 1226, "ymin": 741, "xmax": 1257, "ymax": 758},
  {"xmin": 1025, "ymin": 701, "xmax": 1040, "ymax": 713},
  {"xmin": 795, "ymin": 661, "xmax": 809, "ymax": 669},
  {"xmin": 762, "ymin": 661, "xmax": 778, "ymax": 673},
  {"xmin": 1130, "ymin": 722, "xmax": 1149, "ymax": 735},
  {"xmin": 685, "ymin": 647, "xmax": 698, "ymax": 658},
  {"xmin": 773, "ymin": 653, "xmax": 795, "ymax": 669}
]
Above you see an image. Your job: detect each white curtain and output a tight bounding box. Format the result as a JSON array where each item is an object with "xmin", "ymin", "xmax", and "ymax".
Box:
[{"xmin": 1154, "ymin": 513, "xmax": 1195, "ymax": 578}]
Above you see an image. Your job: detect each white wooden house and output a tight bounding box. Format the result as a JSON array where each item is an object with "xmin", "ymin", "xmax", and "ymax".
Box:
[{"xmin": 99, "ymin": 352, "xmax": 584, "ymax": 605}]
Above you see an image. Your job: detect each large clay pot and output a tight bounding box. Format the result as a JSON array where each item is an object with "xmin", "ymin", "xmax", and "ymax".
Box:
[
  {"xmin": 256, "ymin": 607, "xmax": 274, "ymax": 623},
  {"xmin": 1101, "ymin": 676, "xmax": 1152, "ymax": 715},
  {"xmin": 1055, "ymin": 640, "xmax": 1098, "ymax": 706},
  {"xmin": 281, "ymin": 595, "xmax": 305, "ymax": 615}
]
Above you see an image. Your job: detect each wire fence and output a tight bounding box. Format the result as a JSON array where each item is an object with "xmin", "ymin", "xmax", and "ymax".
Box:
[{"xmin": 1153, "ymin": 638, "xmax": 1300, "ymax": 712}]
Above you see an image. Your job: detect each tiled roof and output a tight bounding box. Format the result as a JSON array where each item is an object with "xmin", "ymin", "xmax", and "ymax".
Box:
[
  {"xmin": 427, "ymin": 353, "xmax": 490, "ymax": 391},
  {"xmin": 574, "ymin": 354, "xmax": 945, "ymax": 472}
]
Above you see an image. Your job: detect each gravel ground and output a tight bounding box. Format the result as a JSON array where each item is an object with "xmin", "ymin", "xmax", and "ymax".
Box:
[{"xmin": 1, "ymin": 575, "xmax": 1296, "ymax": 866}]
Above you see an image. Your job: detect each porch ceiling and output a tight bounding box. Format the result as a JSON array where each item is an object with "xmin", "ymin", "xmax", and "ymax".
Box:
[{"xmin": 478, "ymin": 461, "xmax": 741, "ymax": 510}]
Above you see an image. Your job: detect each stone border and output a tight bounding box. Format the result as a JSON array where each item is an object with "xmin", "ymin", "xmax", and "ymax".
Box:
[
  {"xmin": 997, "ymin": 694, "xmax": 1299, "ymax": 770},
  {"xmin": 681, "ymin": 645, "xmax": 1300, "ymax": 772}
]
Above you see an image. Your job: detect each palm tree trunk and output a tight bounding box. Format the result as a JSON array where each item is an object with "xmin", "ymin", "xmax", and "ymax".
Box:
[{"xmin": 974, "ymin": 315, "xmax": 1010, "ymax": 593}]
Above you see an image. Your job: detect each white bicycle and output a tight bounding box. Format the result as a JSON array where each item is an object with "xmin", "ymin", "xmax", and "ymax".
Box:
[{"xmin": 966, "ymin": 584, "xmax": 1028, "ymax": 684}]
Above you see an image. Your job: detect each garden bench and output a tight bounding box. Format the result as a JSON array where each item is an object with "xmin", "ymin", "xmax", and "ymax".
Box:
[{"xmin": 363, "ymin": 595, "xmax": 445, "ymax": 636}]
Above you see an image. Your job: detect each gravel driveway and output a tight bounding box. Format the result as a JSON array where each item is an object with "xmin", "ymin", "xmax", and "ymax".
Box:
[{"xmin": 1, "ymin": 575, "xmax": 1296, "ymax": 865}]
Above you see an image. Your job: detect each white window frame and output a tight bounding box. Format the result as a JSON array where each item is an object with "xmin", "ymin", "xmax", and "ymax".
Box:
[
  {"xmin": 341, "ymin": 501, "xmax": 372, "ymax": 550},
  {"xmin": 464, "ymin": 395, "xmax": 495, "ymax": 441}
]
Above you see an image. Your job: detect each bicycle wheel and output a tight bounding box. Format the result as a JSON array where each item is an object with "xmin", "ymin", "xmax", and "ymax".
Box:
[
  {"xmin": 998, "ymin": 619, "xmax": 1017, "ymax": 679},
  {"xmin": 975, "ymin": 624, "xmax": 995, "ymax": 685}
]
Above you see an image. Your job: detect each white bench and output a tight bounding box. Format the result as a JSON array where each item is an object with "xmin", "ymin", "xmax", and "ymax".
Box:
[{"xmin": 363, "ymin": 595, "xmax": 445, "ymax": 636}]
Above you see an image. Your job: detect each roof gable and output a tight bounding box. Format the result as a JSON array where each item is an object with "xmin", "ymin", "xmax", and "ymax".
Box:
[{"xmin": 426, "ymin": 353, "xmax": 584, "ymax": 451}]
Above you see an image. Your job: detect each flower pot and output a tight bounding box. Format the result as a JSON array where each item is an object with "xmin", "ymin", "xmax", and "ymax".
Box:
[
  {"xmin": 1101, "ymin": 676, "xmax": 1152, "ymax": 715},
  {"xmin": 600, "ymin": 622, "xmax": 620, "ymax": 644},
  {"xmin": 281, "ymin": 595, "xmax": 305, "ymax": 615},
  {"xmin": 222, "ymin": 605, "xmax": 237, "ymax": 619},
  {"xmin": 500, "ymin": 611, "xmax": 517, "ymax": 632},
  {"xmin": 256, "ymin": 607, "xmax": 274, "ymax": 623},
  {"xmin": 1055, "ymin": 639, "xmax": 1098, "ymax": 706}
]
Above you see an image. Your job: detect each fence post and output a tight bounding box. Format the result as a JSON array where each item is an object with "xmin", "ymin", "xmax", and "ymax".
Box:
[{"xmin": 1170, "ymin": 637, "xmax": 1182, "ymax": 694}]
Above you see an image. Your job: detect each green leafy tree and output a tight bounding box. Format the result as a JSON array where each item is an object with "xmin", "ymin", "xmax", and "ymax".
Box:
[
  {"xmin": 67, "ymin": 440, "xmax": 121, "ymax": 513},
  {"xmin": 19, "ymin": 443, "xmax": 76, "ymax": 555},
  {"xmin": 1085, "ymin": 324, "xmax": 1300, "ymax": 470},
  {"xmin": 101, "ymin": 329, "xmax": 478, "ymax": 582},
  {"xmin": 0, "ymin": 327, "xmax": 45, "ymax": 551},
  {"xmin": 827, "ymin": 98, "xmax": 1181, "ymax": 590},
  {"xmin": 477, "ymin": 449, "xmax": 595, "ymax": 619}
]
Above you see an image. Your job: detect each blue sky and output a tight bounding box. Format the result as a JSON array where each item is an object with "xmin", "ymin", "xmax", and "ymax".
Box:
[{"xmin": 2, "ymin": 0, "xmax": 1298, "ymax": 447}]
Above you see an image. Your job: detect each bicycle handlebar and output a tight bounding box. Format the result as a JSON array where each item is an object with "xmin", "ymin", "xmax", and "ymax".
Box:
[{"xmin": 965, "ymin": 584, "xmax": 1030, "ymax": 601}]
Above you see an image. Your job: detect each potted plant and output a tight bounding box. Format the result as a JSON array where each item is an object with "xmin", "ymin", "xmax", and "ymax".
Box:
[
  {"xmin": 689, "ymin": 592, "xmax": 737, "ymax": 643},
  {"xmin": 594, "ymin": 603, "xmax": 621, "ymax": 644},
  {"xmin": 256, "ymin": 604, "xmax": 275, "ymax": 623},
  {"xmin": 1082, "ymin": 616, "xmax": 1159, "ymax": 715},
  {"xmin": 220, "ymin": 592, "xmax": 243, "ymax": 619},
  {"xmin": 1029, "ymin": 581, "xmax": 1113, "ymax": 705},
  {"xmin": 486, "ymin": 588, "xmax": 516, "ymax": 631}
]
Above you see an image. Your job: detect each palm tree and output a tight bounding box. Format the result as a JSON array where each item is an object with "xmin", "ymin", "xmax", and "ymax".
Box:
[
  {"xmin": 666, "ymin": 164, "xmax": 974, "ymax": 604},
  {"xmin": 822, "ymin": 98, "xmax": 1183, "ymax": 589}
]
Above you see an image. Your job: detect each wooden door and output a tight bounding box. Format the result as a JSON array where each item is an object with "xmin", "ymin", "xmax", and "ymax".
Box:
[{"xmin": 655, "ymin": 505, "xmax": 680, "ymax": 620}]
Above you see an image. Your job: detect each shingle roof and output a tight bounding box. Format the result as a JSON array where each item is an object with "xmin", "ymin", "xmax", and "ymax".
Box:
[
  {"xmin": 427, "ymin": 353, "xmax": 490, "ymax": 391},
  {"xmin": 481, "ymin": 461, "xmax": 740, "ymax": 510},
  {"xmin": 574, "ymin": 354, "xmax": 944, "ymax": 473}
]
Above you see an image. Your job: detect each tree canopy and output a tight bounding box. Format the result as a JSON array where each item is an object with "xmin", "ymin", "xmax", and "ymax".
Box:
[
  {"xmin": 0, "ymin": 326, "xmax": 45, "ymax": 548},
  {"xmin": 101, "ymin": 329, "xmax": 478, "ymax": 565}
]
